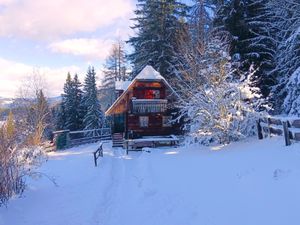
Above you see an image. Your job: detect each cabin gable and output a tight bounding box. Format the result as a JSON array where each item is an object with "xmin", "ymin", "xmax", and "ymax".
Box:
[{"xmin": 105, "ymin": 66, "xmax": 182, "ymax": 138}]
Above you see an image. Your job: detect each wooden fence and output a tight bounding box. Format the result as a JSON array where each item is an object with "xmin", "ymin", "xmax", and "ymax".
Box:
[
  {"xmin": 53, "ymin": 128, "xmax": 111, "ymax": 149},
  {"xmin": 257, "ymin": 117, "xmax": 300, "ymax": 146},
  {"xmin": 93, "ymin": 142, "xmax": 104, "ymax": 167}
]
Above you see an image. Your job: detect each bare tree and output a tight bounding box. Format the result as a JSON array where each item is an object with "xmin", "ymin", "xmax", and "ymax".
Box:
[
  {"xmin": 16, "ymin": 69, "xmax": 51, "ymax": 145},
  {"xmin": 0, "ymin": 69, "xmax": 50, "ymax": 206}
]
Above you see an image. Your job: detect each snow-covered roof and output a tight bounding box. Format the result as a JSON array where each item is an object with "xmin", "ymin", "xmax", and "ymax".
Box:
[
  {"xmin": 115, "ymin": 80, "xmax": 131, "ymax": 91},
  {"xmin": 105, "ymin": 65, "xmax": 179, "ymax": 116},
  {"xmin": 134, "ymin": 65, "xmax": 165, "ymax": 81}
]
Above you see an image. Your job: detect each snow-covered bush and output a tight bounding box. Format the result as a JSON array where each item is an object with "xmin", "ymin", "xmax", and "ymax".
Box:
[
  {"xmin": 177, "ymin": 39, "xmax": 263, "ymax": 144},
  {"xmin": 0, "ymin": 112, "xmax": 46, "ymax": 207}
]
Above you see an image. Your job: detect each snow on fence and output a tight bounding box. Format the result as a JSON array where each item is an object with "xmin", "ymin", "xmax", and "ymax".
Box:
[
  {"xmin": 257, "ymin": 117, "xmax": 300, "ymax": 146},
  {"xmin": 53, "ymin": 128, "xmax": 111, "ymax": 149}
]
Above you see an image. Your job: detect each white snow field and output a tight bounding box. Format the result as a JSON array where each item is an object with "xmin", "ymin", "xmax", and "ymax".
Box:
[{"xmin": 1, "ymin": 137, "xmax": 300, "ymax": 225}]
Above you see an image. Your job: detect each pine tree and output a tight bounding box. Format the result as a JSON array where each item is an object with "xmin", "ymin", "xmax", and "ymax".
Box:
[
  {"xmin": 269, "ymin": 0, "xmax": 300, "ymax": 114},
  {"xmin": 128, "ymin": 0, "xmax": 189, "ymax": 80},
  {"xmin": 72, "ymin": 74, "xmax": 85, "ymax": 130},
  {"xmin": 60, "ymin": 73, "xmax": 72, "ymax": 130},
  {"xmin": 54, "ymin": 105, "xmax": 65, "ymax": 130},
  {"xmin": 82, "ymin": 66, "xmax": 104, "ymax": 136},
  {"xmin": 58, "ymin": 73, "xmax": 84, "ymax": 131},
  {"xmin": 214, "ymin": 0, "xmax": 277, "ymax": 99}
]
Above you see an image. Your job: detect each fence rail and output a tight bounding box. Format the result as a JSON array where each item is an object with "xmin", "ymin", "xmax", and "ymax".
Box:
[
  {"xmin": 53, "ymin": 128, "xmax": 111, "ymax": 149},
  {"xmin": 257, "ymin": 117, "xmax": 300, "ymax": 146}
]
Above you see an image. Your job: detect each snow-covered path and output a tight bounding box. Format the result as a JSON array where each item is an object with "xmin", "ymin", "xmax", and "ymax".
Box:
[{"xmin": 1, "ymin": 137, "xmax": 300, "ymax": 225}]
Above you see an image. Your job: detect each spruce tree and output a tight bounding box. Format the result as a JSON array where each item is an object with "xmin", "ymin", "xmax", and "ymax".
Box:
[
  {"xmin": 214, "ymin": 0, "xmax": 277, "ymax": 98},
  {"xmin": 60, "ymin": 73, "xmax": 72, "ymax": 130},
  {"xmin": 72, "ymin": 74, "xmax": 85, "ymax": 130},
  {"xmin": 82, "ymin": 66, "xmax": 104, "ymax": 136},
  {"xmin": 59, "ymin": 73, "xmax": 84, "ymax": 131},
  {"xmin": 128, "ymin": 0, "xmax": 189, "ymax": 80},
  {"xmin": 270, "ymin": 0, "xmax": 300, "ymax": 114}
]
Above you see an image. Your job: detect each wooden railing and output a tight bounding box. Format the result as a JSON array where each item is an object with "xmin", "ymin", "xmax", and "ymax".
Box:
[
  {"xmin": 69, "ymin": 128, "xmax": 111, "ymax": 147},
  {"xmin": 131, "ymin": 99, "xmax": 168, "ymax": 114},
  {"xmin": 53, "ymin": 128, "xmax": 111, "ymax": 149},
  {"xmin": 257, "ymin": 117, "xmax": 300, "ymax": 146},
  {"xmin": 93, "ymin": 142, "xmax": 104, "ymax": 167}
]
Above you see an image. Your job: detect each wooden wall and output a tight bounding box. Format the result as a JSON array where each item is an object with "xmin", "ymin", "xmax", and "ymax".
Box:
[{"xmin": 126, "ymin": 114, "xmax": 182, "ymax": 136}]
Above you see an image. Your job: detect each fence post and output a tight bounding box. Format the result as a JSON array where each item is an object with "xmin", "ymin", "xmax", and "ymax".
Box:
[
  {"xmin": 66, "ymin": 130, "xmax": 70, "ymax": 148},
  {"xmin": 100, "ymin": 145, "xmax": 103, "ymax": 157},
  {"xmin": 283, "ymin": 121, "xmax": 291, "ymax": 146},
  {"xmin": 267, "ymin": 118, "xmax": 272, "ymax": 138},
  {"xmin": 257, "ymin": 119, "xmax": 263, "ymax": 140},
  {"xmin": 94, "ymin": 152, "xmax": 97, "ymax": 167}
]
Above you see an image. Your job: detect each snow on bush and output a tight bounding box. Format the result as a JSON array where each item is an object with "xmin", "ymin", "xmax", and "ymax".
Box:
[
  {"xmin": 0, "ymin": 112, "xmax": 46, "ymax": 207},
  {"xmin": 177, "ymin": 39, "xmax": 263, "ymax": 145}
]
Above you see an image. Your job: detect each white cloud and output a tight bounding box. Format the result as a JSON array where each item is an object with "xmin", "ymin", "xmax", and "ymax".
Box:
[
  {"xmin": 0, "ymin": 0, "xmax": 15, "ymax": 6},
  {"xmin": 0, "ymin": 0, "xmax": 134, "ymax": 39},
  {"xmin": 0, "ymin": 57, "xmax": 86, "ymax": 98},
  {"xmin": 49, "ymin": 38, "xmax": 114, "ymax": 60}
]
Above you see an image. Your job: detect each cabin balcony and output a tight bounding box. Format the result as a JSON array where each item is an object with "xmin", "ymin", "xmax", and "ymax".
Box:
[{"xmin": 131, "ymin": 99, "xmax": 168, "ymax": 114}]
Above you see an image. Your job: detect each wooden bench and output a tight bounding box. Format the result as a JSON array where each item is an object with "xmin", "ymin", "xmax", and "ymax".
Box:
[{"xmin": 125, "ymin": 136, "xmax": 180, "ymax": 154}]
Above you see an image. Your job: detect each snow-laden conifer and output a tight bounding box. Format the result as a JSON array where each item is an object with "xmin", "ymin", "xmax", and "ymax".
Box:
[{"xmin": 82, "ymin": 67, "xmax": 104, "ymax": 136}]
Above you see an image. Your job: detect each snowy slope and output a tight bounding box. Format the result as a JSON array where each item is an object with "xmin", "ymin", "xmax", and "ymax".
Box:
[{"xmin": 1, "ymin": 137, "xmax": 300, "ymax": 225}]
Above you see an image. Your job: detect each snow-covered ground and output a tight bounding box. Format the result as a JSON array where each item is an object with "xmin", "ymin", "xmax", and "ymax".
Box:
[{"xmin": 1, "ymin": 137, "xmax": 300, "ymax": 225}]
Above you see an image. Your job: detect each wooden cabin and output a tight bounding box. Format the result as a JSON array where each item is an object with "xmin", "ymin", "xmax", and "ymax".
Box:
[{"xmin": 105, "ymin": 66, "xmax": 182, "ymax": 148}]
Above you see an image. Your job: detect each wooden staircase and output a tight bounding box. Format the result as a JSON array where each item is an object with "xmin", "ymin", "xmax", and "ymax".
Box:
[{"xmin": 112, "ymin": 133, "xmax": 124, "ymax": 147}]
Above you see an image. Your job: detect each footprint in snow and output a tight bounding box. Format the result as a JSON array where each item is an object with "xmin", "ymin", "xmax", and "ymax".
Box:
[{"xmin": 273, "ymin": 169, "xmax": 291, "ymax": 180}]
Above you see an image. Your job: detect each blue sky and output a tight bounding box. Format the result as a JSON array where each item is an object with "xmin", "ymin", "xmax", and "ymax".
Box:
[{"xmin": 0, "ymin": 0, "xmax": 192, "ymax": 98}]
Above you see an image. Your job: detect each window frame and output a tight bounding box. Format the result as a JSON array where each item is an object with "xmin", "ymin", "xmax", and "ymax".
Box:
[{"xmin": 139, "ymin": 116, "xmax": 149, "ymax": 128}]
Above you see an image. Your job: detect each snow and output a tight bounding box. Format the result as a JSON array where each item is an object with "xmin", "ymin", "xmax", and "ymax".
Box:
[
  {"xmin": 115, "ymin": 80, "xmax": 131, "ymax": 91},
  {"xmin": 1, "ymin": 137, "xmax": 300, "ymax": 225},
  {"xmin": 135, "ymin": 65, "xmax": 165, "ymax": 80}
]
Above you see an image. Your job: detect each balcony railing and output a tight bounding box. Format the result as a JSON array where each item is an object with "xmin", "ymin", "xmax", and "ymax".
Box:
[{"xmin": 131, "ymin": 99, "xmax": 168, "ymax": 114}]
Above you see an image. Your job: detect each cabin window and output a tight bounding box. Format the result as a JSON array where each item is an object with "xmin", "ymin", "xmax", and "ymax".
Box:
[
  {"xmin": 162, "ymin": 116, "xmax": 172, "ymax": 127},
  {"xmin": 139, "ymin": 116, "xmax": 149, "ymax": 127},
  {"xmin": 144, "ymin": 90, "xmax": 160, "ymax": 99}
]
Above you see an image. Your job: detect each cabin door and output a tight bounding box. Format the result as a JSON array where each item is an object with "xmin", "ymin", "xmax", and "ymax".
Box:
[{"xmin": 113, "ymin": 113, "xmax": 125, "ymax": 133}]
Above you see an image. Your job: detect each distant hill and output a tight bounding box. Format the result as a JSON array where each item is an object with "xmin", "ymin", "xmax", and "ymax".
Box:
[
  {"xmin": 0, "ymin": 96, "xmax": 62, "ymax": 109},
  {"xmin": 48, "ymin": 96, "xmax": 62, "ymax": 107},
  {"xmin": 0, "ymin": 97, "xmax": 14, "ymax": 108}
]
